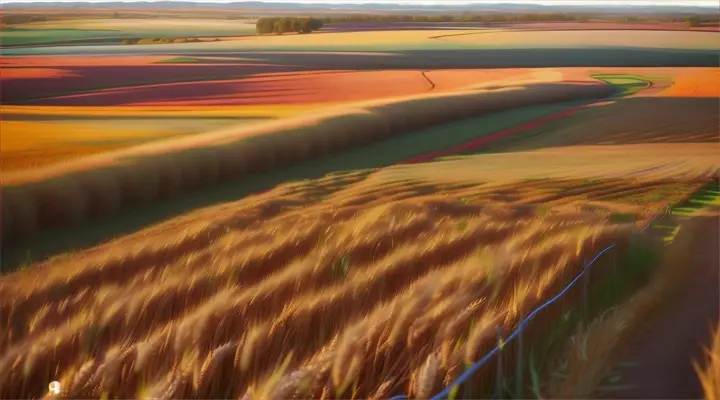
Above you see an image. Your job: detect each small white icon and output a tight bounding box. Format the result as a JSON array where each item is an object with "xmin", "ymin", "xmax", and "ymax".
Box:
[{"xmin": 48, "ymin": 381, "xmax": 61, "ymax": 395}]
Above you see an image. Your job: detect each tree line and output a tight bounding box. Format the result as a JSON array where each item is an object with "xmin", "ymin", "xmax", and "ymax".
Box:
[
  {"xmin": 321, "ymin": 13, "xmax": 582, "ymax": 23},
  {"xmin": 256, "ymin": 17, "xmax": 324, "ymax": 35},
  {"xmin": 305, "ymin": 13, "xmax": 718, "ymax": 26}
]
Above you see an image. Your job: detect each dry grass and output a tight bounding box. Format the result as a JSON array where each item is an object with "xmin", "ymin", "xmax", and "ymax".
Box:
[
  {"xmin": 653, "ymin": 68, "xmax": 720, "ymax": 98},
  {"xmin": 695, "ymin": 324, "xmax": 720, "ymax": 400},
  {"xmin": 379, "ymin": 143, "xmax": 719, "ymax": 186},
  {"xmin": 1, "ymin": 81, "xmax": 612, "ymax": 244},
  {"xmin": 0, "ymin": 189, "xmax": 635, "ymax": 398}
]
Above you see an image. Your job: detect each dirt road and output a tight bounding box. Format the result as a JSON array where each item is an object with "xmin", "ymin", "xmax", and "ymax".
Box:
[{"xmin": 607, "ymin": 210, "xmax": 720, "ymax": 399}]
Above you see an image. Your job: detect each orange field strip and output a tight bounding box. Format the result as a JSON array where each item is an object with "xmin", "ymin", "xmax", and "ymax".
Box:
[
  {"xmin": 652, "ymin": 68, "xmax": 720, "ymax": 98},
  {"xmin": 1, "ymin": 55, "xmax": 171, "ymax": 66},
  {"xmin": 0, "ymin": 68, "xmax": 79, "ymax": 79},
  {"xmin": 0, "ymin": 104, "xmax": 315, "ymax": 118}
]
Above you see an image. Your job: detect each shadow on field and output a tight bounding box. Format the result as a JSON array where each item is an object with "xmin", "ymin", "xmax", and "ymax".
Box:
[
  {"xmin": 1, "ymin": 97, "xmax": 717, "ymax": 271},
  {"xmin": 229, "ymin": 48, "xmax": 720, "ymax": 69}
]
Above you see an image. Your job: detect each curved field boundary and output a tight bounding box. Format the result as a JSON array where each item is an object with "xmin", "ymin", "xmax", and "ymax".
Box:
[{"xmin": 1, "ymin": 82, "xmax": 615, "ymax": 247}]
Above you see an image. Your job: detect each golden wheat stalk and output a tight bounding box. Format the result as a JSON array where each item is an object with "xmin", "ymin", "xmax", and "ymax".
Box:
[{"xmin": 694, "ymin": 324, "xmax": 720, "ymax": 400}]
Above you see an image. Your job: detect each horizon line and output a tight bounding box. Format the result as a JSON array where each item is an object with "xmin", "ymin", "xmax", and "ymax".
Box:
[{"xmin": 3, "ymin": 0, "xmax": 718, "ymax": 6}]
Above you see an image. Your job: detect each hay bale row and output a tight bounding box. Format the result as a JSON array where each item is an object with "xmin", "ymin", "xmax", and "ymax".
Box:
[{"xmin": 1, "ymin": 82, "xmax": 616, "ymax": 246}]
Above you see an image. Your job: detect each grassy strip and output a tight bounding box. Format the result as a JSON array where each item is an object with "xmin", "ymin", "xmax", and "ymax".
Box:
[
  {"xmin": 515, "ymin": 240, "xmax": 659, "ymax": 399},
  {"xmin": 672, "ymin": 181, "xmax": 720, "ymax": 216},
  {"xmin": 590, "ymin": 73, "xmax": 652, "ymax": 97},
  {"xmin": 654, "ymin": 181, "xmax": 720, "ymax": 245},
  {"xmin": 536, "ymin": 182, "xmax": 718, "ymax": 398}
]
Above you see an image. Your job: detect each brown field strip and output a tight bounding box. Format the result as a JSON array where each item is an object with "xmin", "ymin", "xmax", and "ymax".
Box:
[{"xmin": 0, "ymin": 81, "xmax": 613, "ymax": 245}]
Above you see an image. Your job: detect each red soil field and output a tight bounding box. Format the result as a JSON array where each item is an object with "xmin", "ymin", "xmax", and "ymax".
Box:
[
  {"xmin": 13, "ymin": 69, "xmax": 541, "ymax": 107},
  {"xmin": 0, "ymin": 64, "xmax": 302, "ymax": 103}
]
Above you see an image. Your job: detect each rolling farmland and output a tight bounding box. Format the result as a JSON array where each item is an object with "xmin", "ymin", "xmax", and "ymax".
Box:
[{"xmin": 1, "ymin": 10, "xmax": 719, "ymax": 400}]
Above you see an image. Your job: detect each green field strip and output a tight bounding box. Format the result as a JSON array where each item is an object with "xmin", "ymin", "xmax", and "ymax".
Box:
[
  {"xmin": 590, "ymin": 73, "xmax": 653, "ymax": 97},
  {"xmin": 671, "ymin": 181, "xmax": 720, "ymax": 217},
  {"xmin": 648, "ymin": 181, "xmax": 720, "ymax": 245}
]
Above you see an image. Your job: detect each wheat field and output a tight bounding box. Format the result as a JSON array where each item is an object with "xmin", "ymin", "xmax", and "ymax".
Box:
[
  {"xmin": 0, "ymin": 188, "xmax": 636, "ymax": 399},
  {"xmin": 1, "ymin": 82, "xmax": 612, "ymax": 246}
]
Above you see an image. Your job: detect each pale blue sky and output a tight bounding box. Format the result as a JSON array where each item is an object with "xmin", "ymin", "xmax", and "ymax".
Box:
[{"xmin": 4, "ymin": 0, "xmax": 718, "ymax": 5}]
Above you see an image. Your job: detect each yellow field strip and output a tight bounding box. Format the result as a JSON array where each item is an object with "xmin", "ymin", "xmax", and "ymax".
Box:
[{"xmin": 0, "ymin": 104, "xmax": 319, "ymax": 118}]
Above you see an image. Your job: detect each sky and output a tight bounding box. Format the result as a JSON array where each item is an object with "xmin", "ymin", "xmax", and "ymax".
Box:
[{"xmin": 5, "ymin": 0, "xmax": 717, "ymax": 5}]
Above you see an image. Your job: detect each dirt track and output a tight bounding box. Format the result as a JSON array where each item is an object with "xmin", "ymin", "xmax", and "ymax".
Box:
[{"xmin": 606, "ymin": 210, "xmax": 720, "ymax": 399}]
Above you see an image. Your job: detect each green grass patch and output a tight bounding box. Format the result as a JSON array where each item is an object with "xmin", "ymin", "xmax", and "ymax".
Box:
[
  {"xmin": 671, "ymin": 181, "xmax": 720, "ymax": 216},
  {"xmin": 590, "ymin": 74, "xmax": 652, "ymax": 97},
  {"xmin": 155, "ymin": 56, "xmax": 200, "ymax": 64}
]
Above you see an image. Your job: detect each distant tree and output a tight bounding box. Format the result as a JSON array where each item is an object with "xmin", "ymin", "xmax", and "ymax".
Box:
[
  {"xmin": 307, "ymin": 17, "xmax": 324, "ymax": 31},
  {"xmin": 273, "ymin": 17, "xmax": 292, "ymax": 35},
  {"xmin": 686, "ymin": 16, "xmax": 702, "ymax": 27},
  {"xmin": 256, "ymin": 17, "xmax": 276, "ymax": 34},
  {"xmin": 292, "ymin": 18, "xmax": 305, "ymax": 33}
]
